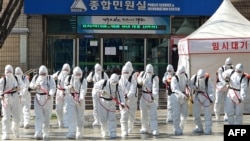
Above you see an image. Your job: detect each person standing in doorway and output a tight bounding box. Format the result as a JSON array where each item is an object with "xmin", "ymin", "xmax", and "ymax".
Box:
[{"xmin": 172, "ymin": 44, "xmax": 179, "ymax": 72}]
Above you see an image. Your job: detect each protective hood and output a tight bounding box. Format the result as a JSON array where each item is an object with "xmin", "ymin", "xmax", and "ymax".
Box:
[
  {"xmin": 176, "ymin": 65, "xmax": 186, "ymax": 74},
  {"xmin": 225, "ymin": 57, "xmax": 232, "ymax": 65},
  {"xmin": 166, "ymin": 64, "xmax": 174, "ymax": 72},
  {"xmin": 94, "ymin": 63, "xmax": 102, "ymax": 73},
  {"xmin": 39, "ymin": 65, "xmax": 48, "ymax": 75},
  {"xmin": 109, "ymin": 73, "xmax": 119, "ymax": 84},
  {"xmin": 5, "ymin": 64, "xmax": 14, "ymax": 75},
  {"xmin": 124, "ymin": 61, "xmax": 134, "ymax": 72},
  {"xmin": 145, "ymin": 64, "xmax": 154, "ymax": 74},
  {"xmin": 62, "ymin": 63, "xmax": 70, "ymax": 74},
  {"xmin": 197, "ymin": 69, "xmax": 205, "ymax": 79},
  {"xmin": 15, "ymin": 67, "xmax": 24, "ymax": 76},
  {"xmin": 73, "ymin": 66, "xmax": 82, "ymax": 78},
  {"xmin": 235, "ymin": 63, "xmax": 244, "ymax": 73}
]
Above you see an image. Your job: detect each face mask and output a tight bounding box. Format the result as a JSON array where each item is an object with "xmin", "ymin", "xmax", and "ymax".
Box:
[
  {"xmin": 74, "ymin": 75, "xmax": 81, "ymax": 79},
  {"xmin": 172, "ymin": 47, "xmax": 177, "ymax": 51},
  {"xmin": 62, "ymin": 70, "xmax": 69, "ymax": 75},
  {"xmin": 39, "ymin": 75, "xmax": 46, "ymax": 80},
  {"xmin": 146, "ymin": 73, "xmax": 152, "ymax": 78},
  {"xmin": 198, "ymin": 77, "xmax": 205, "ymax": 81},
  {"xmin": 5, "ymin": 72, "xmax": 13, "ymax": 77},
  {"xmin": 16, "ymin": 74, "xmax": 22, "ymax": 79},
  {"xmin": 236, "ymin": 71, "xmax": 243, "ymax": 76},
  {"xmin": 123, "ymin": 74, "xmax": 129, "ymax": 79},
  {"xmin": 111, "ymin": 82, "xmax": 117, "ymax": 86}
]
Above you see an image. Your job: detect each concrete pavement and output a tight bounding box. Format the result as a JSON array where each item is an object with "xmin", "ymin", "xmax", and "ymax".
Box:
[{"xmin": 1, "ymin": 109, "xmax": 250, "ymax": 141}]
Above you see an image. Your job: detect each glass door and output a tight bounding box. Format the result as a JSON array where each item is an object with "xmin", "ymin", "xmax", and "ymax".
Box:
[
  {"xmin": 47, "ymin": 36, "xmax": 74, "ymax": 73},
  {"xmin": 103, "ymin": 37, "xmax": 144, "ymax": 76},
  {"xmin": 79, "ymin": 36, "xmax": 100, "ymax": 76}
]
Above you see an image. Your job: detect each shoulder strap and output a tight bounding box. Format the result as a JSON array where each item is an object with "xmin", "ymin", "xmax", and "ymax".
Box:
[
  {"xmin": 91, "ymin": 71, "xmax": 95, "ymax": 77},
  {"xmin": 151, "ymin": 74, "xmax": 156, "ymax": 83},
  {"xmin": 102, "ymin": 71, "xmax": 104, "ymax": 79},
  {"xmin": 221, "ymin": 66, "xmax": 224, "ymax": 72},
  {"xmin": 102, "ymin": 80, "xmax": 107, "ymax": 89},
  {"xmin": 174, "ymin": 75, "xmax": 179, "ymax": 82},
  {"xmin": 205, "ymin": 76, "xmax": 209, "ymax": 88},
  {"xmin": 14, "ymin": 75, "xmax": 19, "ymax": 84},
  {"xmin": 193, "ymin": 75, "xmax": 197, "ymax": 85},
  {"xmin": 128, "ymin": 71, "xmax": 135, "ymax": 83},
  {"xmin": 3, "ymin": 76, "xmax": 6, "ymax": 90},
  {"xmin": 175, "ymin": 73, "xmax": 188, "ymax": 82},
  {"xmin": 22, "ymin": 75, "xmax": 25, "ymax": 81},
  {"xmin": 34, "ymin": 74, "xmax": 38, "ymax": 81},
  {"xmin": 80, "ymin": 76, "xmax": 84, "ymax": 84},
  {"xmin": 230, "ymin": 70, "xmax": 235, "ymax": 76},
  {"xmin": 3, "ymin": 76, "xmax": 19, "ymax": 90},
  {"xmin": 57, "ymin": 71, "xmax": 61, "ymax": 77},
  {"xmin": 67, "ymin": 75, "xmax": 72, "ymax": 83},
  {"xmin": 194, "ymin": 74, "xmax": 209, "ymax": 88},
  {"xmin": 240, "ymin": 73, "xmax": 246, "ymax": 84}
]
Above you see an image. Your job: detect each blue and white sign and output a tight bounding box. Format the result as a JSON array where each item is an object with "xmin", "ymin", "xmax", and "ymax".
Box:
[
  {"xmin": 77, "ymin": 16, "xmax": 170, "ymax": 34},
  {"xmin": 24, "ymin": 0, "xmax": 223, "ymax": 16}
]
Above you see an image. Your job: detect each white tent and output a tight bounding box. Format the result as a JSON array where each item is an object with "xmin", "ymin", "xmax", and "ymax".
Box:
[
  {"xmin": 178, "ymin": 0, "xmax": 250, "ymax": 80},
  {"xmin": 178, "ymin": 0, "xmax": 250, "ymax": 113}
]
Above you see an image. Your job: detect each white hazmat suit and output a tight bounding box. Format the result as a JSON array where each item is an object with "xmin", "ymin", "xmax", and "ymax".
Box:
[
  {"xmin": 170, "ymin": 65, "xmax": 189, "ymax": 136},
  {"xmin": 162, "ymin": 64, "xmax": 175, "ymax": 123},
  {"xmin": 87, "ymin": 63, "xmax": 109, "ymax": 126},
  {"xmin": 190, "ymin": 69, "xmax": 214, "ymax": 135},
  {"xmin": 15, "ymin": 67, "xmax": 31, "ymax": 129},
  {"xmin": 94, "ymin": 73, "xmax": 125, "ymax": 138},
  {"xmin": 119, "ymin": 64, "xmax": 138, "ymax": 136},
  {"xmin": 64, "ymin": 66, "xmax": 87, "ymax": 139},
  {"xmin": 222, "ymin": 63, "xmax": 248, "ymax": 125},
  {"xmin": 137, "ymin": 64, "xmax": 159, "ymax": 136},
  {"xmin": 29, "ymin": 65, "xmax": 56, "ymax": 140},
  {"xmin": 52, "ymin": 63, "xmax": 71, "ymax": 128},
  {"xmin": 214, "ymin": 57, "xmax": 234, "ymax": 121},
  {"xmin": 0, "ymin": 65, "xmax": 24, "ymax": 140}
]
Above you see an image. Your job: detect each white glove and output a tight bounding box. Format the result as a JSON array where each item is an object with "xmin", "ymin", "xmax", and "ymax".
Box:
[
  {"xmin": 47, "ymin": 95, "xmax": 51, "ymax": 100},
  {"xmin": 177, "ymin": 93, "xmax": 187, "ymax": 101},
  {"xmin": 67, "ymin": 85, "xmax": 73, "ymax": 89},
  {"xmin": 100, "ymin": 90, "xmax": 110, "ymax": 98},
  {"xmin": 34, "ymin": 84, "xmax": 40, "ymax": 89}
]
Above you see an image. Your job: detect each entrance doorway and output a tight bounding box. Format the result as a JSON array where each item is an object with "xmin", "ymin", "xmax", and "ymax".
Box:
[
  {"xmin": 47, "ymin": 35, "xmax": 169, "ymax": 87},
  {"xmin": 47, "ymin": 36, "xmax": 75, "ymax": 72},
  {"xmin": 103, "ymin": 37, "xmax": 144, "ymax": 76}
]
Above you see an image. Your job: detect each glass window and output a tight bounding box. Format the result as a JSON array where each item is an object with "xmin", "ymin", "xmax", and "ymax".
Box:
[
  {"xmin": 147, "ymin": 38, "xmax": 168, "ymax": 88},
  {"xmin": 47, "ymin": 16, "xmax": 77, "ymax": 34}
]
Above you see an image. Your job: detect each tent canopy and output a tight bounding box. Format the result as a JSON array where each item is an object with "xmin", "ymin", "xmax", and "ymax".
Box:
[{"xmin": 178, "ymin": 0, "xmax": 250, "ymax": 82}]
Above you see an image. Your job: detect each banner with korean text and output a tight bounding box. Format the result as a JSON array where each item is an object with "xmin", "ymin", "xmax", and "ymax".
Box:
[{"xmin": 179, "ymin": 38, "xmax": 250, "ymax": 55}]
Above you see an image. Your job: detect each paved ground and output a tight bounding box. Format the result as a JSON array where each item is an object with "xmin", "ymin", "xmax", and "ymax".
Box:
[{"xmin": 1, "ymin": 109, "xmax": 250, "ymax": 141}]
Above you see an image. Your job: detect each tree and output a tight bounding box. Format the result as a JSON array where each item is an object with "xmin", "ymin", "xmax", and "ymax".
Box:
[{"xmin": 0, "ymin": 0, "xmax": 24, "ymax": 48}]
